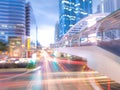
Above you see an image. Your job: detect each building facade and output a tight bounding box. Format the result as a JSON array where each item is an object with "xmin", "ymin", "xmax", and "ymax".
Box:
[
  {"xmin": 0, "ymin": 0, "xmax": 26, "ymax": 44},
  {"xmin": 26, "ymin": 2, "xmax": 31, "ymax": 37},
  {"xmin": 26, "ymin": 2, "xmax": 38, "ymax": 49},
  {"xmin": 98, "ymin": 0, "xmax": 120, "ymax": 13},
  {"xmin": 0, "ymin": 0, "xmax": 36, "ymax": 57},
  {"xmin": 54, "ymin": 21, "xmax": 60, "ymax": 42},
  {"xmin": 59, "ymin": 0, "xmax": 92, "ymax": 39},
  {"xmin": 0, "ymin": 0, "xmax": 36, "ymax": 45}
]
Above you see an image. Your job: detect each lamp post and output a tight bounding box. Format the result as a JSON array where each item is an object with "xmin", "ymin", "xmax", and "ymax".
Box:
[{"xmin": 36, "ymin": 25, "xmax": 38, "ymax": 50}]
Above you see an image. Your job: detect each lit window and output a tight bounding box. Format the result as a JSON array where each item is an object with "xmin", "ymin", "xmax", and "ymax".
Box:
[
  {"xmin": 68, "ymin": 9, "xmax": 72, "ymax": 11},
  {"xmin": 1, "ymin": 24, "xmax": 7, "ymax": 28},
  {"xmin": 81, "ymin": 12, "xmax": 88, "ymax": 15},
  {"xmin": 83, "ymin": 0, "xmax": 85, "ymax": 2},
  {"xmin": 62, "ymin": 0, "xmax": 69, "ymax": 4},
  {"xmin": 75, "ymin": 3, "xmax": 80, "ymax": 6},
  {"xmin": 69, "ymin": 25, "xmax": 73, "ymax": 27},
  {"xmin": 75, "ymin": 8, "xmax": 79, "ymax": 10},
  {"xmin": 89, "ymin": 1, "xmax": 92, "ymax": 3},
  {"xmin": 74, "ymin": 11, "xmax": 79, "ymax": 13},
  {"xmin": 0, "ymin": 32, "xmax": 5, "ymax": 35},
  {"xmin": 64, "ymin": 24, "xmax": 66, "ymax": 26},
  {"xmin": 8, "ymin": 25, "xmax": 14, "ymax": 29}
]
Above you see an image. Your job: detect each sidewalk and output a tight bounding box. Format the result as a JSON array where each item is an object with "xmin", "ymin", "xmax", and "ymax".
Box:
[
  {"xmin": 0, "ymin": 57, "xmax": 44, "ymax": 73},
  {"xmin": 0, "ymin": 61, "xmax": 42, "ymax": 73},
  {"xmin": 0, "ymin": 68, "xmax": 27, "ymax": 73}
]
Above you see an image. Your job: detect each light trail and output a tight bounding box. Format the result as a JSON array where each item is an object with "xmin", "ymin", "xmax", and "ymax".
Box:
[{"xmin": 0, "ymin": 66, "xmax": 41, "ymax": 81}]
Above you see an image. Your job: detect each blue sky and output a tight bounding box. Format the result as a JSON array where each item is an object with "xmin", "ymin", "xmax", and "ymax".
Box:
[{"xmin": 28, "ymin": 0, "xmax": 99, "ymax": 46}]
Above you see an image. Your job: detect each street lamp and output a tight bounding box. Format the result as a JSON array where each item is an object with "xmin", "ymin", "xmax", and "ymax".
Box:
[{"xmin": 36, "ymin": 25, "xmax": 38, "ymax": 49}]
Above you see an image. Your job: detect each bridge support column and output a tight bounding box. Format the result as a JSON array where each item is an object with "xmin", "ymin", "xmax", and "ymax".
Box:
[{"xmin": 69, "ymin": 40, "xmax": 72, "ymax": 47}]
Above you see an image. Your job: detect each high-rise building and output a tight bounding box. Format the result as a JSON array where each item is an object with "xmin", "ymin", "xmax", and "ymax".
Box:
[
  {"xmin": 54, "ymin": 21, "xmax": 60, "ymax": 42},
  {"xmin": 0, "ymin": 0, "xmax": 36, "ymax": 44},
  {"xmin": 26, "ymin": 2, "xmax": 31, "ymax": 37},
  {"xmin": 0, "ymin": 0, "xmax": 26, "ymax": 43},
  {"xmin": 26, "ymin": 2, "xmax": 38, "ymax": 49},
  {"xmin": 59, "ymin": 0, "xmax": 92, "ymax": 39},
  {"xmin": 99, "ymin": 0, "xmax": 120, "ymax": 13},
  {"xmin": 96, "ymin": 4, "xmax": 101, "ymax": 13},
  {"xmin": 0, "ymin": 0, "xmax": 36, "ymax": 57},
  {"xmin": 26, "ymin": 2, "xmax": 36, "ymax": 37},
  {"xmin": 26, "ymin": 2, "xmax": 32, "ymax": 50}
]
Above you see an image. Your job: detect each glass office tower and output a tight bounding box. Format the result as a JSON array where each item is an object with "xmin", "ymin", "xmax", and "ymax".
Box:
[
  {"xmin": 26, "ymin": 2, "xmax": 37, "ymax": 50},
  {"xmin": 59, "ymin": 0, "xmax": 92, "ymax": 39},
  {"xmin": 0, "ymin": 0, "xmax": 26, "ymax": 43},
  {"xmin": 103, "ymin": 0, "xmax": 120, "ymax": 13},
  {"xmin": 26, "ymin": 2, "xmax": 32, "ymax": 37},
  {"xmin": 54, "ymin": 21, "xmax": 60, "ymax": 42}
]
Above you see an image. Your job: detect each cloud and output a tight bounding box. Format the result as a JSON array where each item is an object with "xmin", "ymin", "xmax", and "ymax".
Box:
[
  {"xmin": 28, "ymin": 0, "xmax": 59, "ymax": 46},
  {"xmin": 38, "ymin": 25, "xmax": 55, "ymax": 46}
]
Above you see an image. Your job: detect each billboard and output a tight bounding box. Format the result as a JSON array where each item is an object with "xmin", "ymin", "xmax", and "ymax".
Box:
[
  {"xmin": 27, "ymin": 38, "xmax": 30, "ymax": 50},
  {"xmin": 9, "ymin": 37, "xmax": 22, "ymax": 58}
]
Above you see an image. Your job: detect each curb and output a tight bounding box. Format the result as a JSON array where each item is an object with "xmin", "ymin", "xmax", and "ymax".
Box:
[{"xmin": 0, "ymin": 68, "xmax": 27, "ymax": 73}]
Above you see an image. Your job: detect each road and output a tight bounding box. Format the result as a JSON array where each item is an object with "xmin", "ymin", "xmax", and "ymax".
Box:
[
  {"xmin": 0, "ymin": 50, "xmax": 119, "ymax": 90},
  {"xmin": 54, "ymin": 46, "xmax": 120, "ymax": 83}
]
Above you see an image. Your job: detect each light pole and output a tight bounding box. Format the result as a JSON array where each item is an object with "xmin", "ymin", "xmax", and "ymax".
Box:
[{"xmin": 36, "ymin": 25, "xmax": 38, "ymax": 49}]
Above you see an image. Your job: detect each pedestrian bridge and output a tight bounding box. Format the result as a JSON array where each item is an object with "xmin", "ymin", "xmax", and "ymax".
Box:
[{"xmin": 54, "ymin": 46, "xmax": 120, "ymax": 83}]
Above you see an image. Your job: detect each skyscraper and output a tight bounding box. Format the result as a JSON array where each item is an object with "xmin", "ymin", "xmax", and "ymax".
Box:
[
  {"xmin": 0, "ymin": 0, "xmax": 35, "ymax": 57},
  {"xmin": 26, "ymin": 2, "xmax": 31, "ymax": 37},
  {"xmin": 26, "ymin": 2, "xmax": 39, "ymax": 50},
  {"xmin": 59, "ymin": 0, "xmax": 92, "ymax": 39},
  {"xmin": 0, "ymin": 0, "xmax": 36, "ymax": 44},
  {"xmin": 0, "ymin": 0, "xmax": 26, "ymax": 43},
  {"xmin": 99, "ymin": 0, "xmax": 120, "ymax": 13},
  {"xmin": 26, "ymin": 2, "xmax": 36, "ymax": 50},
  {"xmin": 54, "ymin": 21, "xmax": 60, "ymax": 42}
]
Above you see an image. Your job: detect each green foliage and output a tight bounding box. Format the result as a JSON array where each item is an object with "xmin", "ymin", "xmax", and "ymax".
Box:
[
  {"xmin": 0, "ymin": 41, "xmax": 8, "ymax": 51},
  {"xmin": 26, "ymin": 60, "xmax": 36, "ymax": 69}
]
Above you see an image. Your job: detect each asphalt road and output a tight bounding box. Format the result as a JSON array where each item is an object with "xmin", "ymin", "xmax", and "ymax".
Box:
[{"xmin": 0, "ymin": 50, "xmax": 119, "ymax": 90}]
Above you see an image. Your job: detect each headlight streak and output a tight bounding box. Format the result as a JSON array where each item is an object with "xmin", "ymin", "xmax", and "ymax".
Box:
[
  {"xmin": 43, "ymin": 50, "xmax": 93, "ymax": 89},
  {"xmin": 45, "ymin": 50, "xmax": 96, "ymax": 89},
  {"xmin": 27, "ymin": 69, "xmax": 43, "ymax": 90},
  {"xmin": 87, "ymin": 69, "xmax": 111, "ymax": 90},
  {"xmin": 42, "ymin": 50, "xmax": 59, "ymax": 90},
  {"xmin": 0, "ymin": 66, "xmax": 41, "ymax": 81},
  {"xmin": 0, "ymin": 50, "xmax": 119, "ymax": 89},
  {"xmin": 0, "ymin": 75, "xmax": 116, "ymax": 88},
  {"xmin": 39, "ymin": 50, "xmax": 117, "ymax": 90},
  {"xmin": 86, "ymin": 70, "xmax": 103, "ymax": 90}
]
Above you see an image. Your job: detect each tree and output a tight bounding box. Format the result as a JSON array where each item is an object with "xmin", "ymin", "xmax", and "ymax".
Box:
[{"xmin": 0, "ymin": 41, "xmax": 8, "ymax": 51}]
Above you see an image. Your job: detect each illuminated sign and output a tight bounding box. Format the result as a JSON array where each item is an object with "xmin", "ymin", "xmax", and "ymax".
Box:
[{"xmin": 27, "ymin": 38, "xmax": 30, "ymax": 50}]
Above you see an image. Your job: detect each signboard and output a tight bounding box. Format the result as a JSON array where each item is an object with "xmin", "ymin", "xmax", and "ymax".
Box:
[
  {"xmin": 27, "ymin": 38, "xmax": 30, "ymax": 50},
  {"xmin": 9, "ymin": 37, "xmax": 22, "ymax": 58}
]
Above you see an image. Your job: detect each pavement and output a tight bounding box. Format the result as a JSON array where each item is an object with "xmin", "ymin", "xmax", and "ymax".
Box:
[
  {"xmin": 0, "ymin": 68, "xmax": 27, "ymax": 73},
  {"xmin": 54, "ymin": 46, "xmax": 120, "ymax": 83},
  {"xmin": 0, "ymin": 57, "xmax": 43, "ymax": 73}
]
